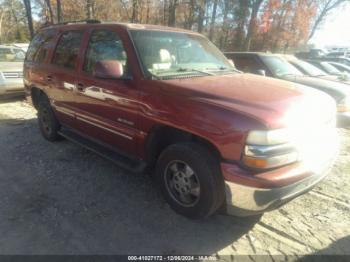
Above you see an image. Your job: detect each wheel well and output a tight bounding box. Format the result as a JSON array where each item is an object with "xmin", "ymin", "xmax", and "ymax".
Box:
[
  {"xmin": 145, "ymin": 125, "xmax": 221, "ymax": 168},
  {"xmin": 31, "ymin": 87, "xmax": 45, "ymax": 109}
]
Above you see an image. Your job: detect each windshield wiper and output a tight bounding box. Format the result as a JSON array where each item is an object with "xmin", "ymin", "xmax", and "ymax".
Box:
[
  {"xmin": 280, "ymin": 73, "xmax": 299, "ymax": 77},
  {"xmin": 206, "ymin": 66, "xmax": 241, "ymax": 73},
  {"xmin": 176, "ymin": 67, "xmax": 215, "ymax": 76}
]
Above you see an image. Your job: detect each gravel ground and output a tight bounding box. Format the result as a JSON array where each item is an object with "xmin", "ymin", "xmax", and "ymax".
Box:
[{"xmin": 0, "ymin": 97, "xmax": 349, "ymax": 258}]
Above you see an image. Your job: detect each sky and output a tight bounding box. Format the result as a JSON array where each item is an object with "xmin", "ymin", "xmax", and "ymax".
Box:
[{"xmin": 310, "ymin": 3, "xmax": 350, "ymax": 48}]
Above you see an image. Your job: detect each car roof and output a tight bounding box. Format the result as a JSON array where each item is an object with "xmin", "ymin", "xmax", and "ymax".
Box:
[{"xmin": 42, "ymin": 22, "xmax": 200, "ymax": 35}]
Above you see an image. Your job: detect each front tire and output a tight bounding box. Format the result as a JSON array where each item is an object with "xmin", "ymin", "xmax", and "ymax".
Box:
[
  {"xmin": 38, "ymin": 96, "xmax": 61, "ymax": 141},
  {"xmin": 155, "ymin": 143, "xmax": 225, "ymax": 219}
]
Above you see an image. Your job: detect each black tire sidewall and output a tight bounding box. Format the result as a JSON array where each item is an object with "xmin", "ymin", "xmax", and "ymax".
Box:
[
  {"xmin": 156, "ymin": 143, "xmax": 224, "ymax": 219},
  {"xmin": 38, "ymin": 97, "xmax": 60, "ymax": 141}
]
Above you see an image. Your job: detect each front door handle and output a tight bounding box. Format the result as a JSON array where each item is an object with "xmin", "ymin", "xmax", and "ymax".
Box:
[
  {"xmin": 76, "ymin": 83, "xmax": 85, "ymax": 92},
  {"xmin": 46, "ymin": 75, "xmax": 53, "ymax": 82}
]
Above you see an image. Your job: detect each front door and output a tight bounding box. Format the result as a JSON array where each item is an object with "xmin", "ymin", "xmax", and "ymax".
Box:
[{"xmin": 73, "ymin": 29, "xmax": 139, "ymax": 155}]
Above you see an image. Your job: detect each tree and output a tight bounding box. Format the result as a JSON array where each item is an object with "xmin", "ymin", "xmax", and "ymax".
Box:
[
  {"xmin": 23, "ymin": 0, "xmax": 34, "ymax": 39},
  {"xmin": 45, "ymin": 0, "xmax": 54, "ymax": 23},
  {"xmin": 131, "ymin": 0, "xmax": 138, "ymax": 23},
  {"xmin": 244, "ymin": 0, "xmax": 265, "ymax": 51},
  {"xmin": 168, "ymin": 0, "xmax": 178, "ymax": 26},
  {"xmin": 56, "ymin": 0, "xmax": 61, "ymax": 22},
  {"xmin": 308, "ymin": 0, "xmax": 349, "ymax": 40},
  {"xmin": 197, "ymin": 0, "xmax": 207, "ymax": 33},
  {"xmin": 234, "ymin": 0, "xmax": 250, "ymax": 50},
  {"xmin": 86, "ymin": 0, "xmax": 95, "ymax": 19},
  {"xmin": 208, "ymin": 0, "xmax": 218, "ymax": 40}
]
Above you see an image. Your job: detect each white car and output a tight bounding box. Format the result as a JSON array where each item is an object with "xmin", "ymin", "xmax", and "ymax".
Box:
[
  {"xmin": 12, "ymin": 43, "xmax": 29, "ymax": 52},
  {"xmin": 0, "ymin": 45, "xmax": 25, "ymax": 96}
]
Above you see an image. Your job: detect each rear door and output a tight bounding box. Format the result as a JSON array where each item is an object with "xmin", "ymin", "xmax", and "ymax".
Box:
[
  {"xmin": 46, "ymin": 30, "xmax": 85, "ymax": 127},
  {"xmin": 24, "ymin": 29, "xmax": 56, "ymax": 96},
  {"xmin": 73, "ymin": 29, "xmax": 139, "ymax": 155}
]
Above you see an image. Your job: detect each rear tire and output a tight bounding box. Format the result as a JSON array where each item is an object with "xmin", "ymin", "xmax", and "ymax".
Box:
[
  {"xmin": 155, "ymin": 143, "xmax": 225, "ymax": 219},
  {"xmin": 38, "ymin": 95, "xmax": 61, "ymax": 142}
]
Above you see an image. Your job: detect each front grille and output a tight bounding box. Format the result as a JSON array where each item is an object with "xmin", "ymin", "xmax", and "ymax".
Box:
[{"xmin": 2, "ymin": 71, "xmax": 23, "ymax": 79}]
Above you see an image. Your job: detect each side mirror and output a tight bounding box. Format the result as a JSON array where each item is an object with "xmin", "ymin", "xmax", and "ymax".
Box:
[
  {"xmin": 93, "ymin": 60, "xmax": 124, "ymax": 79},
  {"xmin": 228, "ymin": 59, "xmax": 235, "ymax": 67},
  {"xmin": 256, "ymin": 69, "xmax": 266, "ymax": 76}
]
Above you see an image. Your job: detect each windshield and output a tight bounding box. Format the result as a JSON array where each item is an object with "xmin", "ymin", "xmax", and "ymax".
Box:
[
  {"xmin": 130, "ymin": 30, "xmax": 236, "ymax": 79},
  {"xmin": 261, "ymin": 56, "xmax": 303, "ymax": 77},
  {"xmin": 321, "ymin": 62, "xmax": 341, "ymax": 74},
  {"xmin": 0, "ymin": 47, "xmax": 25, "ymax": 62},
  {"xmin": 292, "ymin": 60, "xmax": 327, "ymax": 76}
]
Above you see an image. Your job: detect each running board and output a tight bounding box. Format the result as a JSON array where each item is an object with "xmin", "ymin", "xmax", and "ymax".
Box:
[{"xmin": 58, "ymin": 128, "xmax": 146, "ymax": 173}]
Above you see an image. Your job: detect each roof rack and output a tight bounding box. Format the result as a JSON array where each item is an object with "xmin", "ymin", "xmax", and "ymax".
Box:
[
  {"xmin": 63, "ymin": 19, "xmax": 101, "ymax": 25},
  {"xmin": 42, "ymin": 19, "xmax": 101, "ymax": 28}
]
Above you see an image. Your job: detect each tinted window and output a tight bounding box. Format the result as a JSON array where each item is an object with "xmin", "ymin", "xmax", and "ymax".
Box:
[
  {"xmin": 233, "ymin": 56, "xmax": 266, "ymax": 74},
  {"xmin": 52, "ymin": 31, "xmax": 83, "ymax": 69},
  {"xmin": 291, "ymin": 60, "xmax": 327, "ymax": 77},
  {"xmin": 320, "ymin": 62, "xmax": 340, "ymax": 74},
  {"xmin": 261, "ymin": 56, "xmax": 303, "ymax": 77},
  {"xmin": 26, "ymin": 30, "xmax": 55, "ymax": 63},
  {"xmin": 83, "ymin": 30, "xmax": 127, "ymax": 74},
  {"xmin": 26, "ymin": 33, "xmax": 43, "ymax": 62}
]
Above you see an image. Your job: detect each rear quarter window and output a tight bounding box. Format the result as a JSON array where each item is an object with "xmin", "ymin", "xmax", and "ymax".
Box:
[
  {"xmin": 26, "ymin": 29, "xmax": 56, "ymax": 63},
  {"xmin": 52, "ymin": 31, "xmax": 84, "ymax": 70}
]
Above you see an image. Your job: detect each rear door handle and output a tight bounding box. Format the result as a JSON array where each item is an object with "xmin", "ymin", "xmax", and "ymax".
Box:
[{"xmin": 76, "ymin": 83, "xmax": 85, "ymax": 92}]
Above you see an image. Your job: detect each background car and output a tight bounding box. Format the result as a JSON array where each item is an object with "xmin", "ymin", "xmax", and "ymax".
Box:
[
  {"xmin": 327, "ymin": 61, "xmax": 350, "ymax": 74},
  {"xmin": 319, "ymin": 57, "xmax": 350, "ymax": 67},
  {"xmin": 224, "ymin": 52, "xmax": 350, "ymax": 127},
  {"xmin": 12, "ymin": 43, "xmax": 29, "ymax": 52},
  {"xmin": 307, "ymin": 60, "xmax": 347, "ymax": 76},
  {"xmin": 0, "ymin": 45, "xmax": 25, "ymax": 96},
  {"xmin": 284, "ymin": 55, "xmax": 350, "ymax": 85}
]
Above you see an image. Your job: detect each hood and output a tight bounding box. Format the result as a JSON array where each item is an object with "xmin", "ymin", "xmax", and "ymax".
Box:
[
  {"xmin": 281, "ymin": 74, "xmax": 350, "ymax": 102},
  {"xmin": 0, "ymin": 62, "xmax": 24, "ymax": 71},
  {"xmin": 158, "ymin": 73, "xmax": 335, "ymax": 129}
]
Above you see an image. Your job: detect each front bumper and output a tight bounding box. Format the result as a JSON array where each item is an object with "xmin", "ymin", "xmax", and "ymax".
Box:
[
  {"xmin": 224, "ymin": 164, "xmax": 332, "ymax": 216},
  {"xmin": 222, "ymin": 138, "xmax": 338, "ymax": 217},
  {"xmin": 337, "ymin": 112, "xmax": 350, "ymax": 128}
]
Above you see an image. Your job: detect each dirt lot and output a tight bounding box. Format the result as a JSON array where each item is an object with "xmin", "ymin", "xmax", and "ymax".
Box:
[{"xmin": 0, "ymin": 97, "xmax": 349, "ymax": 258}]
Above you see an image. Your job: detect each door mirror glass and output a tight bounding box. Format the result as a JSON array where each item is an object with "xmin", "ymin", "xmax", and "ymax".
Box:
[{"xmin": 93, "ymin": 60, "xmax": 124, "ymax": 79}]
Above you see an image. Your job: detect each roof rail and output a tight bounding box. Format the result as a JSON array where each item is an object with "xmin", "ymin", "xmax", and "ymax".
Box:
[
  {"xmin": 63, "ymin": 19, "xmax": 101, "ymax": 25},
  {"xmin": 41, "ymin": 19, "xmax": 101, "ymax": 28}
]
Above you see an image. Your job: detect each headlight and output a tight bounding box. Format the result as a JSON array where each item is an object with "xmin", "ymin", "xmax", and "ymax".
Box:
[
  {"xmin": 337, "ymin": 97, "xmax": 350, "ymax": 112},
  {"xmin": 243, "ymin": 129, "xmax": 298, "ymax": 169},
  {"xmin": 246, "ymin": 128, "xmax": 291, "ymax": 146}
]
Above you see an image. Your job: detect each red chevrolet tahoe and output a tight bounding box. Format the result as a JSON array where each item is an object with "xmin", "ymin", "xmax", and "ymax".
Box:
[{"xmin": 24, "ymin": 20, "xmax": 338, "ymax": 219}]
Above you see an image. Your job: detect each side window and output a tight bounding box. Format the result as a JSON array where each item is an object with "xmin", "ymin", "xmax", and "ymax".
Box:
[
  {"xmin": 234, "ymin": 56, "xmax": 265, "ymax": 74},
  {"xmin": 52, "ymin": 31, "xmax": 83, "ymax": 70},
  {"xmin": 26, "ymin": 30, "xmax": 56, "ymax": 63},
  {"xmin": 83, "ymin": 30, "xmax": 127, "ymax": 74},
  {"xmin": 26, "ymin": 33, "xmax": 43, "ymax": 62}
]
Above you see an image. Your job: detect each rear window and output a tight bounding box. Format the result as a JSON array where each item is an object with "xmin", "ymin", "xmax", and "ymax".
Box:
[
  {"xmin": 52, "ymin": 31, "xmax": 83, "ymax": 70},
  {"xmin": 26, "ymin": 30, "xmax": 56, "ymax": 63}
]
